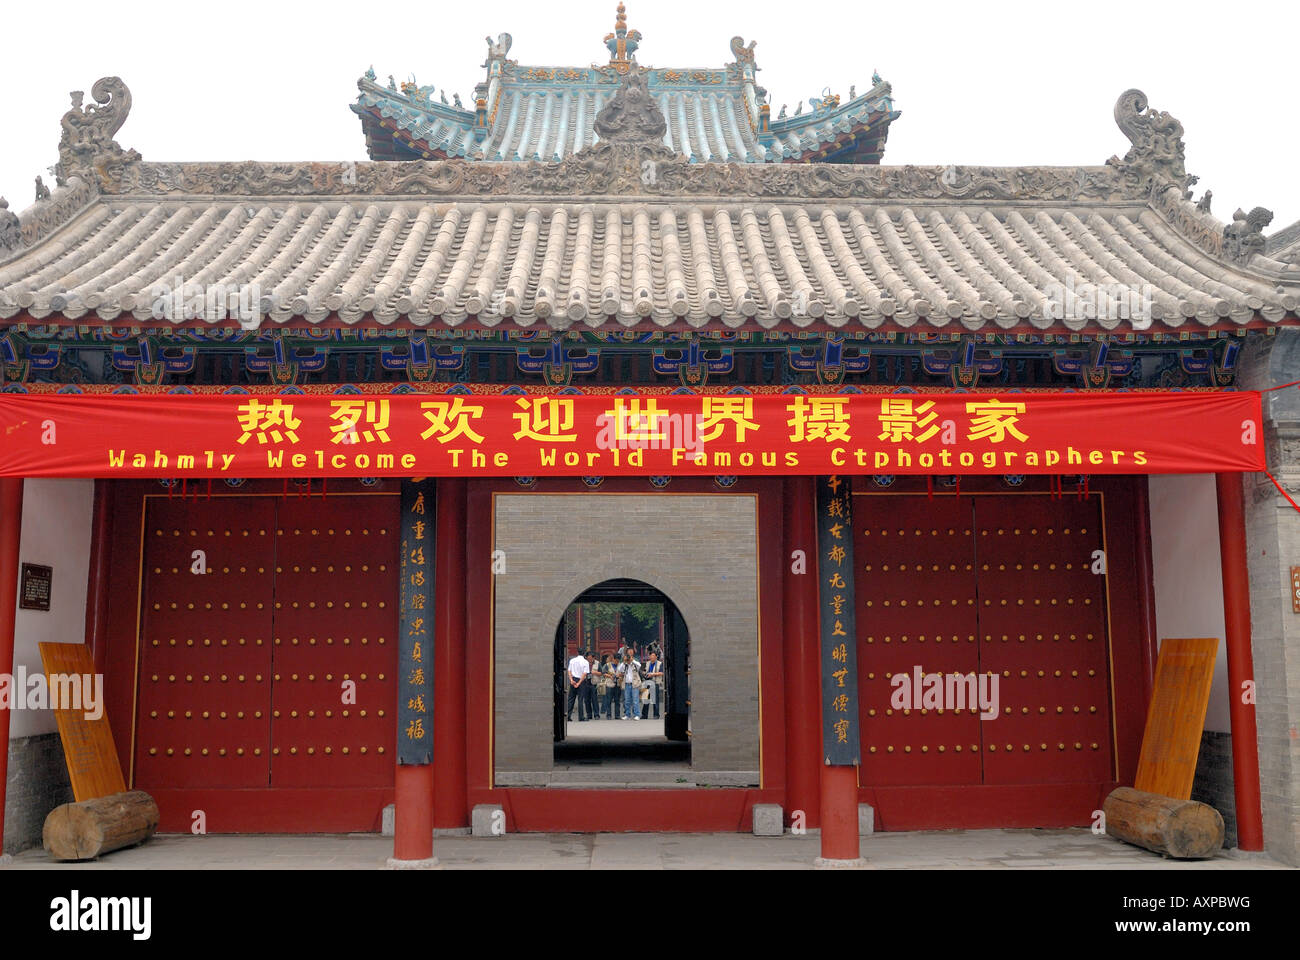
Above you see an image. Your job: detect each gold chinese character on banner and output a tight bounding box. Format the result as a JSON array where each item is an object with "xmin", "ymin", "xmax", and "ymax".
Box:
[
  {"xmin": 411, "ymin": 492, "xmax": 426, "ymax": 515},
  {"xmin": 826, "ymin": 545, "xmax": 847, "ymax": 567},
  {"xmin": 831, "ymin": 642, "xmax": 847, "ymax": 662},
  {"xmin": 329, "ymin": 399, "xmax": 392, "ymax": 445},
  {"xmin": 602, "ymin": 398, "xmax": 669, "ymax": 443},
  {"xmin": 832, "ymin": 668, "xmax": 848, "ymax": 688},
  {"xmin": 411, "ymin": 593, "xmax": 426, "ymax": 610},
  {"xmin": 831, "ymin": 594, "xmax": 846, "ymax": 615},
  {"xmin": 966, "ymin": 400, "xmax": 1028, "ymax": 444},
  {"xmin": 407, "ymin": 695, "xmax": 426, "ymax": 713},
  {"xmin": 235, "ymin": 398, "xmax": 301, "ymax": 445},
  {"xmin": 698, "ymin": 397, "xmax": 759, "ymax": 442},
  {"xmin": 827, "ymin": 572, "xmax": 846, "ymax": 589},
  {"xmin": 408, "ymin": 667, "xmax": 425, "ymax": 685},
  {"xmin": 827, "ymin": 496, "xmax": 845, "ymax": 520},
  {"xmin": 877, "ymin": 398, "xmax": 939, "ymax": 443},
  {"xmin": 410, "ymin": 640, "xmax": 423, "ymax": 662},
  {"xmin": 787, "ymin": 396, "xmax": 850, "ymax": 443},
  {"xmin": 833, "ymin": 718, "xmax": 851, "ymax": 744},
  {"xmin": 513, "ymin": 397, "xmax": 577, "ymax": 442},
  {"xmin": 420, "ymin": 399, "xmax": 485, "ymax": 444},
  {"xmin": 409, "ymin": 620, "xmax": 425, "ymax": 639},
  {"xmin": 410, "ymin": 547, "xmax": 426, "ymax": 566},
  {"xmin": 412, "ymin": 521, "xmax": 427, "ymax": 540},
  {"xmin": 831, "ymin": 620, "xmax": 848, "ymax": 637},
  {"xmin": 405, "ymin": 718, "xmax": 426, "ymax": 740},
  {"xmin": 828, "ymin": 522, "xmax": 844, "ymax": 541},
  {"xmin": 411, "ymin": 570, "xmax": 426, "ymax": 587},
  {"xmin": 832, "ymin": 694, "xmax": 850, "ymax": 713}
]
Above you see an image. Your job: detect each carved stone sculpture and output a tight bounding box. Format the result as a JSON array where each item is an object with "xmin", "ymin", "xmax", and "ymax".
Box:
[
  {"xmin": 485, "ymin": 32, "xmax": 513, "ymax": 62},
  {"xmin": 1106, "ymin": 89, "xmax": 1192, "ymax": 196},
  {"xmin": 730, "ymin": 36, "xmax": 756, "ymax": 64},
  {"xmin": 1223, "ymin": 206, "xmax": 1273, "ymax": 262},
  {"xmin": 0, "ymin": 198, "xmax": 21, "ymax": 252},
  {"xmin": 1196, "ymin": 190, "xmax": 1212, "ymax": 214},
  {"xmin": 54, "ymin": 77, "xmax": 141, "ymax": 187},
  {"xmin": 592, "ymin": 64, "xmax": 667, "ymax": 142},
  {"xmin": 35, "ymin": 176, "xmax": 51, "ymax": 201}
]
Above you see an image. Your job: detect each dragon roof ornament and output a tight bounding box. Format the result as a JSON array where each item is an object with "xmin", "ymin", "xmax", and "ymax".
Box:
[
  {"xmin": 54, "ymin": 77, "xmax": 141, "ymax": 188},
  {"xmin": 1105, "ymin": 89, "xmax": 1193, "ymax": 197}
]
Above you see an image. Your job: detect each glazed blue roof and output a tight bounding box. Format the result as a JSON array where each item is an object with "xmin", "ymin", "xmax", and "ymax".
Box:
[{"xmin": 353, "ymin": 7, "xmax": 898, "ymax": 164}]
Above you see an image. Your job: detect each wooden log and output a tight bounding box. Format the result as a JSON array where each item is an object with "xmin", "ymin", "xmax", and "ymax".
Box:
[
  {"xmin": 1103, "ymin": 786, "xmax": 1224, "ymax": 859},
  {"xmin": 42, "ymin": 790, "xmax": 159, "ymax": 861}
]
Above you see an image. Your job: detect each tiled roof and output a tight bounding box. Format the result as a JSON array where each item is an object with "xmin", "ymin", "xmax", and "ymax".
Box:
[
  {"xmin": 3, "ymin": 195, "xmax": 1295, "ymax": 331},
  {"xmin": 2, "ymin": 78, "xmax": 1295, "ymax": 334}
]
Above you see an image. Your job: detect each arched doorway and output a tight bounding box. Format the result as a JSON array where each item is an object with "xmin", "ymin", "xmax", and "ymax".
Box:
[{"xmin": 552, "ymin": 579, "xmax": 690, "ymax": 772}]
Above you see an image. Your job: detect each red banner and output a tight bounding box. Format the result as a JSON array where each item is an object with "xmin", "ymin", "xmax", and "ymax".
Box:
[{"xmin": 0, "ymin": 392, "xmax": 1263, "ymax": 479}]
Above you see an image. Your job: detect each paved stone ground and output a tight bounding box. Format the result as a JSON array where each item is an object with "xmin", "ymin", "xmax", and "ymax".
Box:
[
  {"xmin": 3, "ymin": 829, "xmax": 1293, "ymax": 870},
  {"xmin": 563, "ymin": 718, "xmax": 666, "ymax": 742}
]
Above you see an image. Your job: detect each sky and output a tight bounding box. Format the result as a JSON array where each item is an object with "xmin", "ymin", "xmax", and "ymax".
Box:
[{"xmin": 0, "ymin": 0, "xmax": 1295, "ymax": 229}]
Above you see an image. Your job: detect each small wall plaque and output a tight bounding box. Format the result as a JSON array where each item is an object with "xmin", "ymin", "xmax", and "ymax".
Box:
[
  {"xmin": 20, "ymin": 563, "xmax": 52, "ymax": 611},
  {"xmin": 1292, "ymin": 567, "xmax": 1300, "ymax": 614}
]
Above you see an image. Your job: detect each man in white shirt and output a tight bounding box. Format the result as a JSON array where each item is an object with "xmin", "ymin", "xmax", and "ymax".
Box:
[{"xmin": 566, "ymin": 649, "xmax": 592, "ymax": 722}]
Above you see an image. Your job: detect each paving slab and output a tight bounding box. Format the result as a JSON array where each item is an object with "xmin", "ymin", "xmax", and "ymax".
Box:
[{"xmin": 2, "ymin": 828, "xmax": 1293, "ymax": 870}]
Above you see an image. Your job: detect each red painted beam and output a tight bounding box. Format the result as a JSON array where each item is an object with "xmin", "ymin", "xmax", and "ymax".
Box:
[
  {"xmin": 783, "ymin": 476, "xmax": 821, "ymax": 826},
  {"xmin": 0, "ymin": 479, "xmax": 24, "ymax": 855},
  {"xmin": 1215, "ymin": 472, "xmax": 1265, "ymax": 851}
]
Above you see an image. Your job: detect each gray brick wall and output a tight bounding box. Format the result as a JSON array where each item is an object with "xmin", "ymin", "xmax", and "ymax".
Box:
[
  {"xmin": 1239, "ymin": 328, "xmax": 1300, "ymax": 866},
  {"xmin": 3, "ymin": 732, "xmax": 74, "ymax": 855},
  {"xmin": 1190, "ymin": 730, "xmax": 1237, "ymax": 848},
  {"xmin": 492, "ymin": 493, "xmax": 760, "ymax": 780}
]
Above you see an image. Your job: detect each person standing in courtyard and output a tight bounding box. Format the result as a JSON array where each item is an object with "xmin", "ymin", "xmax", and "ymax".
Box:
[
  {"xmin": 566, "ymin": 647, "xmax": 591, "ymax": 722},
  {"xmin": 584, "ymin": 651, "xmax": 599, "ymax": 720},
  {"xmin": 617, "ymin": 649, "xmax": 642, "ymax": 720},
  {"xmin": 644, "ymin": 650, "xmax": 663, "ymax": 720}
]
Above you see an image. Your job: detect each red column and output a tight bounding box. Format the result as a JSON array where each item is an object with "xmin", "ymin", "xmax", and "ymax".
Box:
[
  {"xmin": 0, "ymin": 479, "xmax": 24, "ymax": 856},
  {"xmin": 434, "ymin": 478, "xmax": 468, "ymax": 828},
  {"xmin": 85, "ymin": 480, "xmax": 113, "ymax": 675},
  {"xmin": 819, "ymin": 766, "xmax": 860, "ymax": 860},
  {"xmin": 782, "ymin": 476, "xmax": 821, "ymax": 827},
  {"xmin": 393, "ymin": 764, "xmax": 434, "ymax": 861},
  {"xmin": 1215, "ymin": 472, "xmax": 1265, "ymax": 852}
]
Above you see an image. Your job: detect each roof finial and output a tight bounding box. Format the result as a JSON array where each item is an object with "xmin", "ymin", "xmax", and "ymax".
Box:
[{"xmin": 604, "ymin": 2, "xmax": 641, "ymax": 71}]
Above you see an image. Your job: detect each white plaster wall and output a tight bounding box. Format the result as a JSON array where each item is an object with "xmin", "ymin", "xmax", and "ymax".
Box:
[
  {"xmin": 1148, "ymin": 474, "xmax": 1229, "ymax": 732},
  {"xmin": 7, "ymin": 479, "xmax": 94, "ymax": 739}
]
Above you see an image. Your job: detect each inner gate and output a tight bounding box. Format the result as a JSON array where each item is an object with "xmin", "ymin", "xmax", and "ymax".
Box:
[{"xmin": 133, "ymin": 492, "xmax": 399, "ymax": 817}]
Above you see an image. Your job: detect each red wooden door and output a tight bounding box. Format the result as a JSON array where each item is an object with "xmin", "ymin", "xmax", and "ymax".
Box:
[
  {"xmin": 857, "ymin": 496, "xmax": 983, "ymax": 785},
  {"xmin": 134, "ymin": 494, "xmax": 398, "ymax": 796},
  {"xmin": 136, "ymin": 498, "xmax": 276, "ymax": 788},
  {"xmin": 973, "ymin": 496, "xmax": 1113, "ymax": 783},
  {"xmin": 270, "ymin": 497, "xmax": 398, "ymax": 787},
  {"xmin": 855, "ymin": 491, "xmax": 1117, "ymax": 793}
]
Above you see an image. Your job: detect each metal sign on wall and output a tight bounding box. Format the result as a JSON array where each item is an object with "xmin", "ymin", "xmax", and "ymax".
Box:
[
  {"xmin": 20, "ymin": 563, "xmax": 52, "ymax": 611},
  {"xmin": 815, "ymin": 475, "xmax": 861, "ymax": 766},
  {"xmin": 397, "ymin": 479, "xmax": 436, "ymax": 765}
]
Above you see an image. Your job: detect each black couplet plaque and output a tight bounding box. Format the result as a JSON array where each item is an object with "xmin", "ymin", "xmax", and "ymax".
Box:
[
  {"xmin": 397, "ymin": 479, "xmax": 436, "ymax": 765},
  {"xmin": 815, "ymin": 476, "xmax": 860, "ymax": 766}
]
